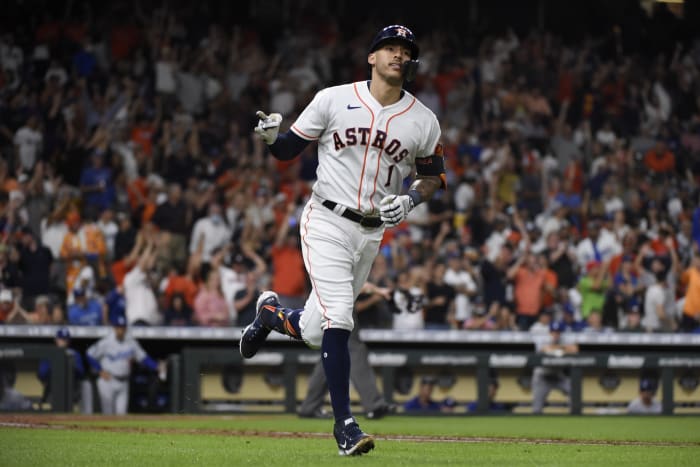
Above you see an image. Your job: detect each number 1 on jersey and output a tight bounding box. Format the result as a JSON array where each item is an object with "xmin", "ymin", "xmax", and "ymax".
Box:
[{"xmin": 384, "ymin": 164, "xmax": 395, "ymax": 187}]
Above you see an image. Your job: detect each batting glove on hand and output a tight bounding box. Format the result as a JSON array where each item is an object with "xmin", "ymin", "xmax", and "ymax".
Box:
[
  {"xmin": 379, "ymin": 194, "xmax": 414, "ymax": 227},
  {"xmin": 254, "ymin": 110, "xmax": 283, "ymax": 145}
]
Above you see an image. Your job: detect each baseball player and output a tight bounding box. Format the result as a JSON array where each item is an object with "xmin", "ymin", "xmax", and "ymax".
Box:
[
  {"xmin": 531, "ymin": 320, "xmax": 579, "ymax": 414},
  {"xmin": 299, "ymin": 283, "xmax": 396, "ymax": 420},
  {"xmin": 86, "ymin": 315, "xmax": 161, "ymax": 415},
  {"xmin": 37, "ymin": 327, "xmax": 92, "ymax": 413},
  {"xmin": 240, "ymin": 24, "xmax": 445, "ymax": 456}
]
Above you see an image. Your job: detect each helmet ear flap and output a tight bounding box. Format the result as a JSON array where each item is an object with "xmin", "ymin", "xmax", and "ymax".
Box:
[{"xmin": 402, "ymin": 60, "xmax": 419, "ymax": 82}]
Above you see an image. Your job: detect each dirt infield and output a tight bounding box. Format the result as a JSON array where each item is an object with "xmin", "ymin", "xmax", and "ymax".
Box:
[{"xmin": 1, "ymin": 414, "xmax": 698, "ymax": 447}]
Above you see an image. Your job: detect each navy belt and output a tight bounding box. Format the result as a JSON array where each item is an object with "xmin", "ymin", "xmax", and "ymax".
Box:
[{"xmin": 321, "ymin": 200, "xmax": 383, "ymax": 228}]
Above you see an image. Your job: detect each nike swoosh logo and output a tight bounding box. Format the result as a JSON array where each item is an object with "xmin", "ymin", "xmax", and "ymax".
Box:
[
  {"xmin": 339, "ymin": 441, "xmax": 347, "ymax": 448},
  {"xmin": 347, "ymin": 105, "xmax": 361, "ymax": 110}
]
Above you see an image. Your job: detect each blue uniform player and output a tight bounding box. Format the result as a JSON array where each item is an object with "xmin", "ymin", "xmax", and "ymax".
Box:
[
  {"xmin": 37, "ymin": 327, "xmax": 91, "ymax": 412},
  {"xmin": 86, "ymin": 315, "xmax": 160, "ymax": 415}
]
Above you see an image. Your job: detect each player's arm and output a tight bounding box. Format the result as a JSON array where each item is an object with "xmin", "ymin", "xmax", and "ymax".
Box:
[
  {"xmin": 380, "ymin": 143, "xmax": 447, "ymax": 227},
  {"xmin": 254, "ymin": 111, "xmax": 310, "ymax": 161},
  {"xmin": 406, "ymin": 175, "xmax": 443, "ymax": 207},
  {"xmin": 133, "ymin": 339, "xmax": 159, "ymax": 372},
  {"xmin": 86, "ymin": 341, "xmax": 104, "ymax": 373}
]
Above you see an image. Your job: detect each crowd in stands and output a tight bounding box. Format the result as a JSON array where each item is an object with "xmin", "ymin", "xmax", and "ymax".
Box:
[{"xmin": 1, "ymin": 2, "xmax": 700, "ymax": 335}]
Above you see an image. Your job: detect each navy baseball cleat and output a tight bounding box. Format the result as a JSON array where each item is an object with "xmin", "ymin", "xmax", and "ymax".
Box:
[
  {"xmin": 239, "ymin": 291, "xmax": 281, "ymax": 359},
  {"xmin": 333, "ymin": 417, "xmax": 375, "ymax": 456}
]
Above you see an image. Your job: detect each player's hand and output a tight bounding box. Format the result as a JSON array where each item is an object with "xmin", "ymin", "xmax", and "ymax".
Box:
[
  {"xmin": 100, "ymin": 370, "xmax": 111, "ymax": 381},
  {"xmin": 379, "ymin": 194, "xmax": 414, "ymax": 227},
  {"xmin": 254, "ymin": 110, "xmax": 283, "ymax": 145}
]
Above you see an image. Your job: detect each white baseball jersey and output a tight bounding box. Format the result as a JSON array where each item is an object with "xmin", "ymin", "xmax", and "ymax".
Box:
[
  {"xmin": 291, "ymin": 81, "xmax": 441, "ymax": 215},
  {"xmin": 87, "ymin": 331, "xmax": 148, "ymax": 379},
  {"xmin": 289, "ymin": 81, "xmax": 442, "ymax": 347}
]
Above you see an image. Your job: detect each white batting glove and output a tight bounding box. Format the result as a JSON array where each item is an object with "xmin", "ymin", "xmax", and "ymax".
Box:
[
  {"xmin": 379, "ymin": 194, "xmax": 414, "ymax": 227},
  {"xmin": 254, "ymin": 110, "xmax": 283, "ymax": 145}
]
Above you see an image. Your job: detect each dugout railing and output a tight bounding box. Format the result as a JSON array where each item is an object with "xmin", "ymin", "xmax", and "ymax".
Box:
[{"xmin": 1, "ymin": 326, "xmax": 699, "ymax": 414}]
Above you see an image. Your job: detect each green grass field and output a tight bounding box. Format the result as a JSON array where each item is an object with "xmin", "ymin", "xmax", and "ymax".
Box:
[{"xmin": 1, "ymin": 415, "xmax": 699, "ymax": 466}]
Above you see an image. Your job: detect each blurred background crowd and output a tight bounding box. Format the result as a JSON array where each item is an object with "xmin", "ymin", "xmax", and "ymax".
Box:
[{"xmin": 1, "ymin": 0, "xmax": 700, "ymax": 334}]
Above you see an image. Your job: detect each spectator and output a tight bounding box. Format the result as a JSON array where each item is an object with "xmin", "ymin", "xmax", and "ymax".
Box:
[
  {"xmin": 123, "ymin": 239, "xmax": 161, "ymax": 326},
  {"xmin": 162, "ymin": 260, "xmax": 199, "ymax": 312},
  {"xmin": 59, "ymin": 210, "xmax": 103, "ymax": 298},
  {"xmin": 582, "ymin": 310, "xmax": 611, "ymax": 333},
  {"xmin": 529, "ymin": 309, "xmax": 554, "ymax": 334},
  {"xmin": 29, "ymin": 295, "xmax": 54, "ymax": 324},
  {"xmin": 193, "ymin": 267, "xmax": 229, "ymax": 327},
  {"xmin": 96, "ymin": 208, "xmax": 118, "ymax": 260},
  {"xmin": 113, "ymin": 211, "xmax": 137, "ymax": 263},
  {"xmin": 151, "ymin": 183, "xmax": 190, "ymax": 271},
  {"xmin": 164, "ymin": 293, "xmax": 193, "ymax": 326},
  {"xmin": 544, "ymin": 230, "xmax": 578, "ymax": 290},
  {"xmin": 13, "ymin": 115, "xmax": 42, "ymax": 173},
  {"xmin": 16, "ymin": 226, "xmax": 52, "ymax": 310},
  {"xmin": 67, "ymin": 288, "xmax": 104, "ymax": 326},
  {"xmin": 643, "ymin": 141, "xmax": 675, "ymax": 177},
  {"xmin": 233, "ymin": 271, "xmax": 263, "ymax": 327},
  {"xmin": 577, "ymin": 259, "xmax": 611, "ymax": 321},
  {"xmin": 104, "ymin": 285, "xmax": 126, "ymax": 326},
  {"xmin": 79, "ymin": 151, "xmax": 115, "ymax": 212},
  {"xmin": 0, "ymin": 288, "xmax": 30, "ymax": 323},
  {"xmin": 392, "ymin": 265, "xmax": 427, "ymax": 331},
  {"xmin": 481, "ymin": 243, "xmax": 513, "ymax": 317},
  {"xmin": 462, "ymin": 296, "xmax": 496, "ymax": 330},
  {"xmin": 619, "ymin": 308, "xmax": 644, "ymax": 333},
  {"xmin": 216, "ymin": 243, "xmax": 267, "ymax": 323},
  {"xmin": 189, "ymin": 202, "xmax": 231, "ymax": 263},
  {"xmin": 679, "ymin": 254, "xmax": 700, "ymax": 332},
  {"xmin": 423, "ymin": 261, "xmax": 456, "ymax": 330},
  {"xmin": 605, "ymin": 255, "xmax": 643, "ymax": 328},
  {"xmin": 627, "ymin": 379, "xmax": 662, "ymax": 414},
  {"xmin": 355, "ymin": 254, "xmax": 396, "ymax": 329},
  {"xmin": 575, "ymin": 220, "xmax": 618, "ymax": 272},
  {"xmin": 444, "ymin": 251, "xmax": 479, "ymax": 326},
  {"xmin": 508, "ymin": 250, "xmax": 548, "ymax": 330},
  {"xmin": 643, "ymin": 266, "xmax": 677, "ymax": 333}
]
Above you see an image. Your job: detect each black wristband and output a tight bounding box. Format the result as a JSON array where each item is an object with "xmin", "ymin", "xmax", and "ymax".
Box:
[{"xmin": 407, "ymin": 189, "xmax": 422, "ymax": 207}]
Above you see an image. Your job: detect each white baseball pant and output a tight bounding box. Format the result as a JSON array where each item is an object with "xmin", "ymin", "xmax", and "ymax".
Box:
[
  {"xmin": 97, "ymin": 376, "xmax": 130, "ymax": 415},
  {"xmin": 298, "ymin": 195, "xmax": 384, "ymax": 348}
]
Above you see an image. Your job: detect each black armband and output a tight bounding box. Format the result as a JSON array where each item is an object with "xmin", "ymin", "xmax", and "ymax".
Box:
[
  {"xmin": 415, "ymin": 154, "xmax": 445, "ymax": 177},
  {"xmin": 415, "ymin": 154, "xmax": 447, "ymax": 188}
]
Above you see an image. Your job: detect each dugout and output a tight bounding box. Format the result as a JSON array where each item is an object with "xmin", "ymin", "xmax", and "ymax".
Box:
[{"xmin": 1, "ymin": 326, "xmax": 699, "ymax": 415}]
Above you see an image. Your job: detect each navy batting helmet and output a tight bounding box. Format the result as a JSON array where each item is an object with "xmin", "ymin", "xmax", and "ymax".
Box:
[{"xmin": 369, "ymin": 25, "xmax": 419, "ymax": 60}]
